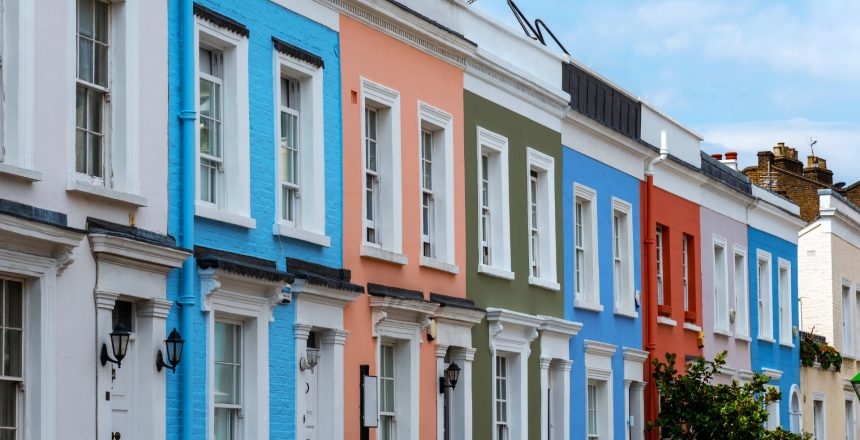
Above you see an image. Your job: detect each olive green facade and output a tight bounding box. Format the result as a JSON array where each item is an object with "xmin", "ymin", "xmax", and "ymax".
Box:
[{"xmin": 464, "ymin": 90, "xmax": 565, "ymax": 439}]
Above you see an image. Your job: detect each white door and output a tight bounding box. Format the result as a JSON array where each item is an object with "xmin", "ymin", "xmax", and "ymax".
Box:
[
  {"xmin": 110, "ymin": 339, "xmax": 135, "ymax": 440},
  {"xmin": 303, "ymin": 366, "xmax": 318, "ymax": 440}
]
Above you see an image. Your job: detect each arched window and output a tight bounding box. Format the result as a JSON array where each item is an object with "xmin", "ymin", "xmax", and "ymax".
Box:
[{"xmin": 789, "ymin": 385, "xmax": 802, "ymax": 434}]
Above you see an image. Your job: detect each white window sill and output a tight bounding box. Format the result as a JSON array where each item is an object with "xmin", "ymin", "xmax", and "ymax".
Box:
[
  {"xmin": 613, "ymin": 308, "xmax": 638, "ymax": 319},
  {"xmin": 67, "ymin": 179, "xmax": 148, "ymax": 207},
  {"xmin": 0, "ymin": 162, "xmax": 42, "ymax": 181},
  {"xmin": 478, "ymin": 264, "xmax": 515, "ymax": 280},
  {"xmin": 713, "ymin": 328, "xmax": 732, "ymax": 337},
  {"xmin": 528, "ymin": 276, "xmax": 560, "ymax": 291},
  {"xmin": 420, "ymin": 256, "xmax": 460, "ymax": 274},
  {"xmin": 272, "ymin": 222, "xmax": 330, "ymax": 247},
  {"xmin": 573, "ymin": 299, "xmax": 603, "ymax": 313},
  {"xmin": 657, "ymin": 316, "xmax": 677, "ymax": 327},
  {"xmin": 683, "ymin": 322, "xmax": 702, "ymax": 332},
  {"xmin": 779, "ymin": 340, "xmax": 795, "ymax": 348},
  {"xmin": 735, "ymin": 334, "xmax": 751, "ymax": 342},
  {"xmin": 361, "ymin": 244, "xmax": 408, "ymax": 265},
  {"xmin": 757, "ymin": 335, "xmax": 776, "ymax": 344},
  {"xmin": 195, "ymin": 203, "xmax": 256, "ymax": 229}
]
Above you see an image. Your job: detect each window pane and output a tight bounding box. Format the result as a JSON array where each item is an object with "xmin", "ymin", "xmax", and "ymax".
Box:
[
  {"xmin": 2, "ymin": 331, "xmax": 21, "ymax": 378},
  {"xmin": 0, "ymin": 380, "xmax": 16, "ymax": 431},
  {"xmin": 215, "ymin": 323, "xmax": 236, "ymax": 363},
  {"xmin": 95, "ymin": 43, "xmax": 108, "ymax": 87},
  {"xmin": 213, "ymin": 408, "xmax": 234, "ymax": 440},
  {"xmin": 77, "ymin": 0, "xmax": 94, "ymax": 38},
  {"xmin": 78, "ymin": 38, "xmax": 94, "ymax": 83},
  {"xmin": 214, "ymin": 364, "xmax": 233, "ymax": 404},
  {"xmin": 94, "ymin": 0, "xmax": 109, "ymax": 43},
  {"xmin": 4, "ymin": 282, "xmax": 22, "ymax": 329},
  {"xmin": 87, "ymin": 90, "xmax": 102, "ymax": 134}
]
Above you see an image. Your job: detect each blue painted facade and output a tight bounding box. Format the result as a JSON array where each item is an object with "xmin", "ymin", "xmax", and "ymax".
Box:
[
  {"xmin": 748, "ymin": 226, "xmax": 800, "ymax": 428},
  {"xmin": 563, "ymin": 149, "xmax": 643, "ymax": 438},
  {"xmin": 166, "ymin": 1, "xmax": 343, "ymax": 438}
]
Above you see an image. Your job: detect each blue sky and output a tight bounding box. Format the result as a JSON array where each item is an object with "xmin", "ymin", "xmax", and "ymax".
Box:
[{"xmin": 474, "ymin": 0, "xmax": 860, "ymax": 182}]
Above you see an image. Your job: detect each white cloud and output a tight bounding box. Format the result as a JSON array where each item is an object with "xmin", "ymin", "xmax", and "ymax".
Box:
[{"xmin": 701, "ymin": 119, "xmax": 860, "ymax": 183}]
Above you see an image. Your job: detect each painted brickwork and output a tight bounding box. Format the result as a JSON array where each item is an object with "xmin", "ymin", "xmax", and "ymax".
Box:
[
  {"xmin": 798, "ymin": 224, "xmax": 835, "ymax": 342},
  {"xmin": 563, "ymin": 149, "xmax": 642, "ymax": 438},
  {"xmin": 166, "ymin": 1, "xmax": 343, "ymax": 439},
  {"xmin": 749, "ymin": 227, "xmax": 800, "ymax": 428},
  {"xmin": 700, "ymin": 207, "xmax": 751, "ymax": 378}
]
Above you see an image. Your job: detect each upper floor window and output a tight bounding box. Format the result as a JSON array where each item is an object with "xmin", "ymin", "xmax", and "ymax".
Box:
[
  {"xmin": 0, "ymin": 279, "xmax": 23, "ymax": 440},
  {"xmin": 613, "ymin": 198, "xmax": 635, "ymax": 315},
  {"xmin": 525, "ymin": 148, "xmax": 558, "ymax": 290},
  {"xmin": 656, "ymin": 226, "xmax": 665, "ymax": 307},
  {"xmin": 757, "ymin": 251, "xmax": 774, "ymax": 341},
  {"xmin": 682, "ymin": 235, "xmax": 690, "ymax": 313},
  {"xmin": 843, "ymin": 283, "xmax": 853, "ymax": 357},
  {"xmin": 476, "ymin": 128, "xmax": 511, "ymax": 279},
  {"xmin": 573, "ymin": 183, "xmax": 599, "ymax": 309},
  {"xmin": 734, "ymin": 249, "xmax": 749, "ymax": 337},
  {"xmin": 417, "ymin": 102, "xmax": 455, "ymax": 270},
  {"xmin": 75, "ymin": 0, "xmax": 110, "ymax": 182},
  {"xmin": 360, "ymin": 79, "xmax": 403, "ymax": 263},
  {"xmin": 198, "ymin": 46, "xmax": 223, "ymax": 205},
  {"xmin": 272, "ymin": 42, "xmax": 328, "ymax": 245},
  {"xmin": 778, "ymin": 259, "xmax": 792, "ymax": 346},
  {"xmin": 194, "ymin": 13, "xmax": 253, "ymax": 228},
  {"xmin": 713, "ymin": 237, "xmax": 730, "ymax": 333}
]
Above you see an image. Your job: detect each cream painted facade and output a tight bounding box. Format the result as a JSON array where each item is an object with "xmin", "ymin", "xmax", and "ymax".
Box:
[{"xmin": 799, "ymin": 190, "xmax": 860, "ymax": 439}]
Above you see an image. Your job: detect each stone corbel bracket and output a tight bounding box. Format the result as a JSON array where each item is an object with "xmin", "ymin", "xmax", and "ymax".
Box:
[
  {"xmin": 199, "ymin": 267, "xmax": 222, "ymax": 313},
  {"xmin": 268, "ymin": 286, "xmax": 291, "ymax": 322}
]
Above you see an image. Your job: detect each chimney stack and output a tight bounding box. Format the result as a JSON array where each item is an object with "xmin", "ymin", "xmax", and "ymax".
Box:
[
  {"xmin": 720, "ymin": 152, "xmax": 739, "ymax": 171},
  {"xmin": 773, "ymin": 142, "xmax": 803, "ymax": 174},
  {"xmin": 711, "ymin": 153, "xmax": 723, "ymax": 160},
  {"xmin": 804, "ymin": 154, "xmax": 833, "ymax": 186}
]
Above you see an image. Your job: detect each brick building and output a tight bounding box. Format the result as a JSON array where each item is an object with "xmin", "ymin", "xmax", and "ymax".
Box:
[{"xmin": 739, "ymin": 143, "xmax": 860, "ymax": 223}]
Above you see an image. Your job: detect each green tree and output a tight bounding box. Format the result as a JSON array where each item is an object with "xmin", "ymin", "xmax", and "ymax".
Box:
[{"xmin": 648, "ymin": 351, "xmax": 810, "ymax": 439}]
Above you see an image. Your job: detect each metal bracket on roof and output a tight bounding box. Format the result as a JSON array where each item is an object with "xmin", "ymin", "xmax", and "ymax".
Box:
[{"xmin": 507, "ymin": 0, "xmax": 570, "ymax": 56}]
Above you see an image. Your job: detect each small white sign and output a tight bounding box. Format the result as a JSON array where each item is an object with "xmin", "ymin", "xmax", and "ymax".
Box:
[{"xmin": 362, "ymin": 375, "xmax": 378, "ymax": 428}]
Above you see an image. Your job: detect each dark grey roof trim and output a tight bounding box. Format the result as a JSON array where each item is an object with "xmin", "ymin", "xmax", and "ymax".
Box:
[
  {"xmin": 272, "ymin": 37, "xmax": 324, "ymax": 69},
  {"xmin": 87, "ymin": 217, "xmax": 186, "ymax": 251},
  {"xmin": 0, "ymin": 198, "xmax": 85, "ymax": 232},
  {"xmin": 286, "ymin": 258, "xmax": 364, "ymax": 293},
  {"xmin": 429, "ymin": 293, "xmax": 483, "ymax": 311},
  {"xmin": 195, "ymin": 246, "xmax": 293, "ymax": 283},
  {"xmin": 193, "ymin": 3, "xmax": 249, "ymax": 37},
  {"xmin": 700, "ymin": 152, "xmax": 752, "ymax": 196},
  {"xmin": 367, "ymin": 283, "xmax": 424, "ymax": 301},
  {"xmin": 385, "ymin": 0, "xmax": 476, "ymax": 46},
  {"xmin": 820, "ymin": 189, "xmax": 860, "ymax": 217}
]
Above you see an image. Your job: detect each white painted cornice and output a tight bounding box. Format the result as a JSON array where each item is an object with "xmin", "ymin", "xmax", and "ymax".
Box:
[
  {"xmin": 537, "ymin": 315, "xmax": 582, "ymax": 338},
  {"xmin": 761, "ymin": 367, "xmax": 783, "ymax": 381},
  {"xmin": 485, "ymin": 307, "xmax": 544, "ymax": 330},
  {"xmin": 584, "ymin": 339, "xmax": 617, "ymax": 358},
  {"xmin": 89, "ymin": 233, "xmax": 190, "ymax": 272},
  {"xmin": 291, "ymin": 278, "xmax": 362, "ymax": 308},
  {"xmin": 622, "ymin": 347, "xmax": 649, "ymax": 364},
  {"xmin": 199, "ymin": 267, "xmax": 291, "ymax": 321},
  {"xmin": 434, "ymin": 305, "xmax": 485, "ymax": 326}
]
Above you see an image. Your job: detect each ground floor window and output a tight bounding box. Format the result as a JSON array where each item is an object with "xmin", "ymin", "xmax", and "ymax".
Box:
[
  {"xmin": 379, "ymin": 343, "xmax": 396, "ymax": 440},
  {"xmin": 0, "ymin": 279, "xmax": 23, "ymax": 439},
  {"xmin": 214, "ymin": 320, "xmax": 243, "ymax": 440},
  {"xmin": 813, "ymin": 398, "xmax": 825, "ymax": 440},
  {"xmin": 495, "ymin": 355, "xmax": 509, "ymax": 440}
]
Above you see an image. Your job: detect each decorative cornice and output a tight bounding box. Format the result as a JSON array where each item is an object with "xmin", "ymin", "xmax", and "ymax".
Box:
[
  {"xmin": 322, "ymin": 329, "xmax": 349, "ymax": 346},
  {"xmin": 294, "ymin": 323, "xmax": 313, "ymax": 340},
  {"xmin": 89, "ymin": 233, "xmax": 190, "ymax": 271},
  {"xmin": 272, "ymin": 37, "xmax": 324, "ymax": 68},
  {"xmin": 538, "ymin": 315, "xmax": 582, "ymax": 338},
  {"xmin": 485, "ymin": 307, "xmax": 544, "ymax": 330},
  {"xmin": 622, "ymin": 348, "xmax": 649, "ymax": 364},
  {"xmin": 94, "ymin": 289, "xmax": 120, "ymax": 310},
  {"xmin": 584, "ymin": 340, "xmax": 617, "ymax": 358},
  {"xmin": 435, "ymin": 344, "xmax": 450, "ymax": 359},
  {"xmin": 761, "ymin": 368, "xmax": 783, "ymax": 381},
  {"xmin": 291, "ymin": 279, "xmax": 362, "ymax": 308},
  {"xmin": 556, "ymin": 359, "xmax": 573, "ymax": 372},
  {"xmin": 193, "ymin": 3, "xmax": 248, "ymax": 37},
  {"xmin": 539, "ymin": 356, "xmax": 552, "ymax": 370},
  {"xmin": 136, "ymin": 298, "xmax": 173, "ymax": 319}
]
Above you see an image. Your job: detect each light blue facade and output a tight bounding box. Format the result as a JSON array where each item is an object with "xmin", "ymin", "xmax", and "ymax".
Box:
[
  {"xmin": 563, "ymin": 149, "xmax": 643, "ymax": 438},
  {"xmin": 166, "ymin": 1, "xmax": 343, "ymax": 438},
  {"xmin": 748, "ymin": 226, "xmax": 800, "ymax": 428}
]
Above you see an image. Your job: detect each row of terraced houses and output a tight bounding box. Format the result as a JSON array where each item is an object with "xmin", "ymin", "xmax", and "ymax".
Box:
[{"xmin": 4, "ymin": 0, "xmax": 854, "ymax": 439}]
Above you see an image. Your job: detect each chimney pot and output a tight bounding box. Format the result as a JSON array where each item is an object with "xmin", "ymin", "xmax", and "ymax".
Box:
[
  {"xmin": 725, "ymin": 152, "xmax": 738, "ymax": 161},
  {"xmin": 711, "ymin": 153, "xmax": 723, "ymax": 160}
]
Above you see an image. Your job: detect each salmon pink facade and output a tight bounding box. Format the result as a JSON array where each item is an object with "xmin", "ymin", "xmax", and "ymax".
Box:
[{"xmin": 339, "ymin": 13, "xmax": 479, "ymax": 440}]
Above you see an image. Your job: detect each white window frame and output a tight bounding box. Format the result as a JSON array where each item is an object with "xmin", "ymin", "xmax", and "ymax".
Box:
[
  {"xmin": 417, "ymin": 102, "xmax": 456, "ymax": 273},
  {"xmin": 584, "ymin": 340, "xmax": 615, "ymax": 440},
  {"xmin": 713, "ymin": 235, "xmax": 730, "ymax": 334},
  {"xmin": 193, "ymin": 17, "xmax": 253, "ymax": 229},
  {"xmin": 682, "ymin": 235, "xmax": 690, "ymax": 313},
  {"xmin": 525, "ymin": 148, "xmax": 558, "ymax": 291},
  {"xmin": 847, "ymin": 397, "xmax": 856, "ymax": 440},
  {"xmin": 734, "ymin": 247, "xmax": 750, "ymax": 338},
  {"xmin": 843, "ymin": 281, "xmax": 854, "ymax": 357},
  {"xmin": 854, "ymin": 287, "xmax": 860, "ymax": 357},
  {"xmin": 66, "ymin": 0, "xmax": 145, "ymax": 203},
  {"xmin": 476, "ymin": 127, "xmax": 512, "ymax": 280},
  {"xmin": 586, "ymin": 381, "xmax": 599, "ymax": 440},
  {"xmin": 812, "ymin": 395, "xmax": 825, "ymax": 440},
  {"xmin": 494, "ymin": 354, "xmax": 510, "ymax": 440},
  {"xmin": 789, "ymin": 385, "xmax": 802, "ymax": 434},
  {"xmin": 203, "ymin": 272, "xmax": 275, "ymax": 440},
  {"xmin": 757, "ymin": 250, "xmax": 774, "ymax": 342},
  {"xmin": 359, "ymin": 78, "xmax": 404, "ymax": 264},
  {"xmin": 778, "ymin": 258, "xmax": 793, "ymax": 347},
  {"xmin": 655, "ymin": 226, "xmax": 665, "ymax": 307},
  {"xmin": 213, "ymin": 318, "xmax": 244, "ymax": 440},
  {"xmin": 0, "ymin": 0, "xmax": 38, "ymax": 180},
  {"xmin": 612, "ymin": 198, "xmax": 636, "ymax": 317},
  {"xmin": 378, "ymin": 343, "xmax": 397, "ymax": 440},
  {"xmin": 573, "ymin": 183, "xmax": 600, "ymax": 311},
  {"xmin": 0, "ymin": 278, "xmax": 23, "ymax": 439},
  {"xmin": 272, "ymin": 49, "xmax": 328, "ymax": 246}
]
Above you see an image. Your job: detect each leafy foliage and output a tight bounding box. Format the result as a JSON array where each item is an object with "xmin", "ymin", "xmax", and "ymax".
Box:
[
  {"xmin": 799, "ymin": 336, "xmax": 842, "ymax": 372},
  {"xmin": 648, "ymin": 351, "xmax": 811, "ymax": 440}
]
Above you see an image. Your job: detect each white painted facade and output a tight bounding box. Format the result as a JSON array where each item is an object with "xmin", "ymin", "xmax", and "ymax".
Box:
[{"xmin": 0, "ymin": 1, "xmax": 181, "ymax": 440}]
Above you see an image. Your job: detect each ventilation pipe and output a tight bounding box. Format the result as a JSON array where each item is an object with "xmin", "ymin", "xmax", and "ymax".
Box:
[{"xmin": 643, "ymin": 130, "xmax": 668, "ymax": 439}]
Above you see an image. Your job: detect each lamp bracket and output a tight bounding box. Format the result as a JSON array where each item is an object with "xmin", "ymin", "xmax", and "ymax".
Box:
[{"xmin": 101, "ymin": 344, "xmax": 122, "ymax": 368}]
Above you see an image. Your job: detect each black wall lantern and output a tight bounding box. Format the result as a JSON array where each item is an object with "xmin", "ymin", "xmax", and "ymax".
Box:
[
  {"xmin": 438, "ymin": 362, "xmax": 461, "ymax": 393},
  {"xmin": 156, "ymin": 328, "xmax": 185, "ymax": 373},
  {"xmin": 101, "ymin": 322, "xmax": 131, "ymax": 368}
]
